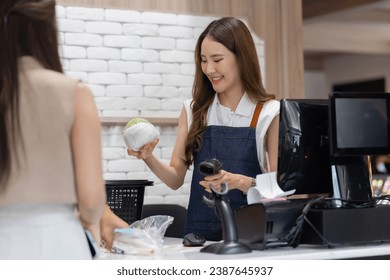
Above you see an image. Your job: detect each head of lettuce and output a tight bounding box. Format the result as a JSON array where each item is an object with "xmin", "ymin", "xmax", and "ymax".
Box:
[{"xmin": 122, "ymin": 118, "xmax": 159, "ymax": 151}]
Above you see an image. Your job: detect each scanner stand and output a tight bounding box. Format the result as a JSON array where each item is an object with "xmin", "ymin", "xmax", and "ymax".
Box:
[{"xmin": 200, "ymin": 183, "xmax": 251, "ymax": 254}]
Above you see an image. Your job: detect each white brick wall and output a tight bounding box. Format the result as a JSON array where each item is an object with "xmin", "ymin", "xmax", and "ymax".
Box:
[{"xmin": 58, "ymin": 5, "xmax": 265, "ymax": 208}]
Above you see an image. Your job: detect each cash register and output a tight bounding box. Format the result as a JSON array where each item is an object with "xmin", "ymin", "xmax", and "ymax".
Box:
[{"xmin": 236, "ymin": 93, "xmax": 390, "ymax": 249}]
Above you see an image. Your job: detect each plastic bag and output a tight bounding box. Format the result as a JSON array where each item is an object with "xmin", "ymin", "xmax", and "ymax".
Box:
[{"xmin": 111, "ymin": 215, "xmax": 174, "ymax": 255}]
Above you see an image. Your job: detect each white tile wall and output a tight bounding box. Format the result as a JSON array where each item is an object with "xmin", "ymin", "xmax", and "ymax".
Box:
[{"xmin": 57, "ymin": 5, "xmax": 265, "ymax": 208}]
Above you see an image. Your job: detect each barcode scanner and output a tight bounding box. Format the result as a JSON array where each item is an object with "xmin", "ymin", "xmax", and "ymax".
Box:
[{"xmin": 197, "ymin": 158, "xmax": 252, "ymax": 255}]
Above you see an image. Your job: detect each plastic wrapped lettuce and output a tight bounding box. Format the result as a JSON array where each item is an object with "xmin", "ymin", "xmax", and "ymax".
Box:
[{"xmin": 122, "ymin": 118, "xmax": 159, "ymax": 151}]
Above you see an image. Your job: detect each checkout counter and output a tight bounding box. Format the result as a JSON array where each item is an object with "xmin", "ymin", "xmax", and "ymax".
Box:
[
  {"xmin": 99, "ymin": 237, "xmax": 390, "ymax": 260},
  {"xmin": 100, "ymin": 197, "xmax": 390, "ymax": 260}
]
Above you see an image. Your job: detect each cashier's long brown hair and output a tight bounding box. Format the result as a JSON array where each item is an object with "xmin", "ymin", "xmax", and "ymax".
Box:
[
  {"xmin": 0, "ymin": 0, "xmax": 63, "ymax": 191},
  {"xmin": 184, "ymin": 17, "xmax": 275, "ymax": 167}
]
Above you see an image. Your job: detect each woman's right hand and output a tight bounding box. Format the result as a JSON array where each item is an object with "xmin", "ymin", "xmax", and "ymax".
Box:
[{"xmin": 127, "ymin": 138, "xmax": 159, "ymax": 160}]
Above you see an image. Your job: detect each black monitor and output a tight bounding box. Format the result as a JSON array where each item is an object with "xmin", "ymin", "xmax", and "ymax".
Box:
[
  {"xmin": 329, "ymin": 92, "xmax": 390, "ymax": 204},
  {"xmin": 329, "ymin": 91, "xmax": 390, "ymax": 157},
  {"xmin": 277, "ymin": 99, "xmax": 333, "ymax": 197}
]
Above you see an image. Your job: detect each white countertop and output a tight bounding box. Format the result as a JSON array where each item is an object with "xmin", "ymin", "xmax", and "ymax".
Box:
[{"xmin": 99, "ymin": 237, "xmax": 390, "ymax": 260}]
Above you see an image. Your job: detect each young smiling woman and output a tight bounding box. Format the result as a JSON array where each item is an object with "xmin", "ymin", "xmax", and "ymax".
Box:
[{"xmin": 102, "ymin": 17, "xmax": 280, "ymax": 243}]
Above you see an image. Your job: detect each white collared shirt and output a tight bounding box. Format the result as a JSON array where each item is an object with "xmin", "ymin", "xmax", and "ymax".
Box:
[{"xmin": 183, "ymin": 93, "xmax": 280, "ymax": 173}]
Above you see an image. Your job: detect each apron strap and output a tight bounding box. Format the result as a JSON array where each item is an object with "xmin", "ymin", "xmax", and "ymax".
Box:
[{"xmin": 249, "ymin": 102, "xmax": 263, "ymax": 128}]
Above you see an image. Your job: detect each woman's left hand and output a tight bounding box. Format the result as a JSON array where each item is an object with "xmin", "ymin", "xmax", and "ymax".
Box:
[
  {"xmin": 100, "ymin": 205, "xmax": 128, "ymax": 250},
  {"xmin": 199, "ymin": 170, "xmax": 253, "ymax": 193},
  {"xmin": 199, "ymin": 170, "xmax": 234, "ymax": 192}
]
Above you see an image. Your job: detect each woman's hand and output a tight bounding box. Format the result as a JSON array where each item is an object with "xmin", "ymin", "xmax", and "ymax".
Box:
[
  {"xmin": 199, "ymin": 170, "xmax": 253, "ymax": 193},
  {"xmin": 100, "ymin": 205, "xmax": 128, "ymax": 250},
  {"xmin": 127, "ymin": 138, "xmax": 159, "ymax": 160},
  {"xmin": 199, "ymin": 170, "xmax": 225, "ymax": 193}
]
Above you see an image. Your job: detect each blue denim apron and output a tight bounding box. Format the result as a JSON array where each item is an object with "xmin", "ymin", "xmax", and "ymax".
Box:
[{"xmin": 184, "ymin": 104, "xmax": 263, "ymax": 241}]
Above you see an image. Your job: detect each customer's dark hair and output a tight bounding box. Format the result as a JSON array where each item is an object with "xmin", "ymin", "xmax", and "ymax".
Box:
[{"xmin": 0, "ymin": 0, "xmax": 63, "ymax": 190}]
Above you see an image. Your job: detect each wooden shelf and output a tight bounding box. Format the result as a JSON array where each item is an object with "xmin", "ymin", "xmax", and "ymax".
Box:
[{"xmin": 100, "ymin": 116, "xmax": 179, "ymax": 126}]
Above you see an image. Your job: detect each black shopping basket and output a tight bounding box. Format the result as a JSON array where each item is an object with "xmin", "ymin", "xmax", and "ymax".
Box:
[{"xmin": 105, "ymin": 180, "xmax": 153, "ymax": 224}]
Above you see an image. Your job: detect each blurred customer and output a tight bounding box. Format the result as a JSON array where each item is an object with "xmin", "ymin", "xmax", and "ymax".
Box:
[{"xmin": 0, "ymin": 0, "xmax": 105, "ymax": 259}]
